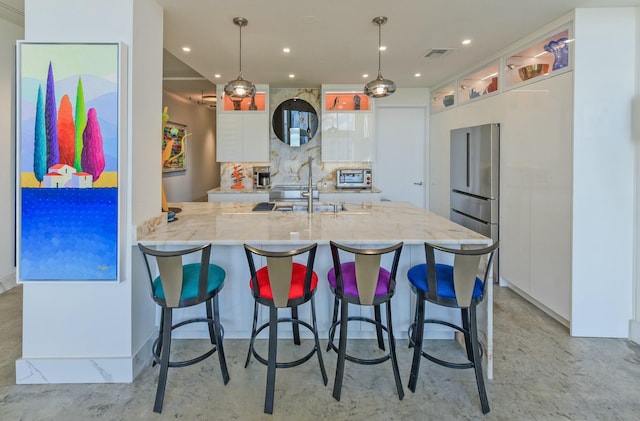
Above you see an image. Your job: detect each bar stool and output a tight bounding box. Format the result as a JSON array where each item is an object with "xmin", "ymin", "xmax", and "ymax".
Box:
[
  {"xmin": 137, "ymin": 243, "xmax": 230, "ymax": 413},
  {"xmin": 244, "ymin": 243, "xmax": 328, "ymax": 414},
  {"xmin": 406, "ymin": 241, "xmax": 498, "ymax": 414},
  {"xmin": 326, "ymin": 241, "xmax": 404, "ymax": 401}
]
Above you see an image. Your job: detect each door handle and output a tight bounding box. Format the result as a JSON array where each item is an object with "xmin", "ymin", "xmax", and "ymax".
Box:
[{"xmin": 414, "ymin": 182, "xmax": 423, "ymax": 186}]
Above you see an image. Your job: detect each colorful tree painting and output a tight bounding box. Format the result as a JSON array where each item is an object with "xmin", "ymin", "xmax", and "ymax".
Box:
[
  {"xmin": 33, "ymin": 84, "xmax": 47, "ymax": 185},
  {"xmin": 45, "ymin": 62, "xmax": 59, "ymax": 168},
  {"xmin": 81, "ymin": 108, "xmax": 106, "ymax": 181},
  {"xmin": 57, "ymin": 94, "xmax": 76, "ymax": 166},
  {"xmin": 73, "ymin": 77, "xmax": 86, "ymax": 172}
]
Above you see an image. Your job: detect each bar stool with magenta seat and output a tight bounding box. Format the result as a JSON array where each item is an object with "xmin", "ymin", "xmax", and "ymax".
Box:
[
  {"xmin": 326, "ymin": 240, "xmax": 404, "ymax": 401},
  {"xmin": 407, "ymin": 241, "xmax": 498, "ymax": 414},
  {"xmin": 244, "ymin": 243, "xmax": 328, "ymax": 414},
  {"xmin": 137, "ymin": 243, "xmax": 230, "ymax": 413}
]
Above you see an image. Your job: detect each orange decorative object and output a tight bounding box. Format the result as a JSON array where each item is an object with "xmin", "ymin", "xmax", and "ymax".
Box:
[{"xmin": 231, "ymin": 164, "xmax": 245, "ymax": 189}]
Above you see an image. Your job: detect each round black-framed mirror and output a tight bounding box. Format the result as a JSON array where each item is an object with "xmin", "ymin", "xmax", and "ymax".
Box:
[{"xmin": 272, "ymin": 98, "xmax": 319, "ymax": 146}]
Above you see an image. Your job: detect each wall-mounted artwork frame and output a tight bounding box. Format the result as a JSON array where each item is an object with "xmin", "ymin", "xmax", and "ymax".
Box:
[
  {"xmin": 162, "ymin": 121, "xmax": 187, "ymax": 173},
  {"xmin": 16, "ymin": 42, "xmax": 124, "ymax": 282}
]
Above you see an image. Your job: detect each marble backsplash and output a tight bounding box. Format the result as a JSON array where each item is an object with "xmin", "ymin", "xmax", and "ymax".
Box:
[{"xmin": 219, "ymin": 87, "xmax": 370, "ymax": 190}]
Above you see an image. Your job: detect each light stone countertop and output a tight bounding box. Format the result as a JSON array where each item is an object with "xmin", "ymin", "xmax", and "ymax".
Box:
[
  {"xmin": 138, "ymin": 201, "xmax": 490, "ymax": 246},
  {"xmin": 207, "ymin": 186, "xmax": 382, "ymax": 194}
]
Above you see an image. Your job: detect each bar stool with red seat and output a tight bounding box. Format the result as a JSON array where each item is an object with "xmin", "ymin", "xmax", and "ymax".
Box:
[{"xmin": 243, "ymin": 243, "xmax": 328, "ymax": 414}]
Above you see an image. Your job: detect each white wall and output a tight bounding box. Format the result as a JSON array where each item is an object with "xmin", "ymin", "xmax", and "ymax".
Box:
[
  {"xmin": 162, "ymin": 91, "xmax": 218, "ymax": 202},
  {"xmin": 570, "ymin": 8, "xmax": 635, "ymax": 337},
  {"xmin": 631, "ymin": 7, "xmax": 640, "ymax": 345},
  {"xmin": 0, "ymin": 18, "xmax": 23, "ymax": 291},
  {"xmin": 18, "ymin": 0, "xmax": 162, "ymax": 383}
]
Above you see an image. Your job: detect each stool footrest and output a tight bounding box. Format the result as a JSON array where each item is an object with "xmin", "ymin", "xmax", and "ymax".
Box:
[
  {"xmin": 407, "ymin": 319, "xmax": 482, "ymax": 370},
  {"xmin": 328, "ymin": 316, "xmax": 392, "ymax": 365},
  {"xmin": 153, "ymin": 317, "xmax": 223, "ymax": 368},
  {"xmin": 250, "ymin": 318, "xmax": 321, "ymax": 369}
]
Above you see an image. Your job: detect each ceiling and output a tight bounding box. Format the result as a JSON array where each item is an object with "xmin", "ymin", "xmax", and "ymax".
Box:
[{"xmin": 5, "ymin": 1, "xmax": 640, "ymax": 103}]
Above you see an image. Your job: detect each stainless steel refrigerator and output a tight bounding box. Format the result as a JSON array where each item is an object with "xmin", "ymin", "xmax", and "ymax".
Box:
[{"xmin": 450, "ymin": 123, "xmax": 499, "ymax": 281}]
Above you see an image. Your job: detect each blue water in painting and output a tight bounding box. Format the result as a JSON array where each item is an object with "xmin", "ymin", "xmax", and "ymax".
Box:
[{"xmin": 21, "ymin": 188, "xmax": 118, "ymax": 280}]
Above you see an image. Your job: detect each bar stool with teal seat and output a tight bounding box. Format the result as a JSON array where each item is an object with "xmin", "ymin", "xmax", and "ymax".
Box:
[
  {"xmin": 138, "ymin": 243, "xmax": 230, "ymax": 413},
  {"xmin": 326, "ymin": 240, "xmax": 404, "ymax": 401},
  {"xmin": 406, "ymin": 241, "xmax": 498, "ymax": 414},
  {"xmin": 244, "ymin": 243, "xmax": 328, "ymax": 414}
]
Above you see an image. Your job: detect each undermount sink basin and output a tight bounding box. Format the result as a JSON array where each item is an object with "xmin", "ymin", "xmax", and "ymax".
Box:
[{"xmin": 274, "ymin": 202, "xmax": 346, "ymax": 212}]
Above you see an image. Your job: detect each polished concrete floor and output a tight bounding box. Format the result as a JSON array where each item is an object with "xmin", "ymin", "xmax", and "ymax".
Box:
[{"xmin": 1, "ymin": 285, "xmax": 640, "ymax": 420}]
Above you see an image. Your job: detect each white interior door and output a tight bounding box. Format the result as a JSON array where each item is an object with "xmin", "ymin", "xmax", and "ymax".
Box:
[{"xmin": 375, "ymin": 106, "xmax": 427, "ymax": 208}]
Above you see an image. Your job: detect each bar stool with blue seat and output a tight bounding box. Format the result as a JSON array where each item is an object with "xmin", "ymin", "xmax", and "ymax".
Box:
[
  {"xmin": 406, "ymin": 241, "xmax": 498, "ymax": 414},
  {"xmin": 326, "ymin": 240, "xmax": 404, "ymax": 401},
  {"xmin": 244, "ymin": 243, "xmax": 328, "ymax": 414},
  {"xmin": 137, "ymin": 243, "xmax": 230, "ymax": 413}
]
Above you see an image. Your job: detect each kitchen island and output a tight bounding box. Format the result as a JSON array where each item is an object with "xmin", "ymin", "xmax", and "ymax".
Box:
[{"xmin": 137, "ymin": 201, "xmax": 496, "ymax": 376}]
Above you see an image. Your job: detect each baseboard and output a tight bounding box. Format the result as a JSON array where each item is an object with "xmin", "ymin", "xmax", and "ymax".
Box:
[
  {"xmin": 502, "ymin": 281, "xmax": 570, "ymax": 329},
  {"xmin": 630, "ymin": 319, "xmax": 640, "ymax": 345},
  {"xmin": 16, "ymin": 333, "xmax": 155, "ymax": 384},
  {"xmin": 0, "ymin": 271, "xmax": 17, "ymax": 294}
]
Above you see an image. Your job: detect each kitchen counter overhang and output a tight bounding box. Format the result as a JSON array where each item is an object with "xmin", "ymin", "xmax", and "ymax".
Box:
[{"xmin": 138, "ymin": 201, "xmax": 489, "ymax": 246}]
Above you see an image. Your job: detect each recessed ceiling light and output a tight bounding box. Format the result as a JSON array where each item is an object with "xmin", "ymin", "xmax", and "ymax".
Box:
[
  {"xmin": 182, "ymin": 46, "xmax": 191, "ymax": 52},
  {"xmin": 362, "ymin": 74, "xmax": 369, "ymax": 78},
  {"xmin": 289, "ymin": 74, "xmax": 295, "ymax": 78},
  {"xmin": 214, "ymin": 74, "xmax": 221, "ymax": 78},
  {"xmin": 461, "ymin": 39, "xmax": 471, "ymax": 45},
  {"xmin": 283, "ymin": 47, "xmax": 290, "ymax": 53},
  {"xmin": 379, "ymin": 46, "xmax": 387, "ymax": 51},
  {"xmin": 415, "ymin": 73, "xmax": 421, "ymax": 77}
]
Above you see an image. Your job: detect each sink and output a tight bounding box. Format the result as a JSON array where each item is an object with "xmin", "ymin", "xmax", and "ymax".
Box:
[
  {"xmin": 269, "ymin": 185, "xmax": 319, "ymax": 201},
  {"xmin": 274, "ymin": 202, "xmax": 346, "ymax": 212}
]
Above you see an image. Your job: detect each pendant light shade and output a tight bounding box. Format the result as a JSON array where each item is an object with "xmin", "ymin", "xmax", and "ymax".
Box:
[
  {"xmin": 364, "ymin": 16, "xmax": 396, "ymax": 98},
  {"xmin": 224, "ymin": 17, "xmax": 256, "ymax": 99}
]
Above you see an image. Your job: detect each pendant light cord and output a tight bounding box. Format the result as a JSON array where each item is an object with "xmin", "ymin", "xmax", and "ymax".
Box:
[
  {"xmin": 238, "ymin": 24, "xmax": 243, "ymax": 78},
  {"xmin": 377, "ymin": 21, "xmax": 382, "ymax": 77}
]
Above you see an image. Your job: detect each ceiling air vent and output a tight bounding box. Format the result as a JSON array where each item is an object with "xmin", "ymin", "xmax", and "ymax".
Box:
[{"xmin": 423, "ymin": 48, "xmax": 453, "ymax": 59}]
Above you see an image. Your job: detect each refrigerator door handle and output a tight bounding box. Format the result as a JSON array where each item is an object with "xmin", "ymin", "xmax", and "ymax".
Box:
[{"xmin": 466, "ymin": 132, "xmax": 470, "ymax": 187}]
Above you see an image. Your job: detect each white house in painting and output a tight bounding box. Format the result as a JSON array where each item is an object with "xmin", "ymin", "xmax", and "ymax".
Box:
[
  {"xmin": 43, "ymin": 164, "xmax": 93, "ymax": 188},
  {"xmin": 71, "ymin": 172, "xmax": 93, "ymax": 188}
]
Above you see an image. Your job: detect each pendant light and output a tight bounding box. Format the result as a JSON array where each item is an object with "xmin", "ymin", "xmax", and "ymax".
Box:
[
  {"xmin": 364, "ymin": 16, "xmax": 396, "ymax": 98},
  {"xmin": 224, "ymin": 17, "xmax": 256, "ymax": 99}
]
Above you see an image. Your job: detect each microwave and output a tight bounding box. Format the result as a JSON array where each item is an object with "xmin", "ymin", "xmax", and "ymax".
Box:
[{"xmin": 336, "ymin": 169, "xmax": 372, "ymax": 189}]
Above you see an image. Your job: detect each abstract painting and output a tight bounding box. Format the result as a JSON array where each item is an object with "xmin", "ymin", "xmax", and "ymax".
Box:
[
  {"xmin": 162, "ymin": 121, "xmax": 188, "ymax": 172},
  {"xmin": 17, "ymin": 43, "xmax": 122, "ymax": 281}
]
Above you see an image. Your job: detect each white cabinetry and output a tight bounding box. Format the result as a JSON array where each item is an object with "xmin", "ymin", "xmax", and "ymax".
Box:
[
  {"xmin": 216, "ymin": 84, "xmax": 269, "ymax": 162},
  {"xmin": 321, "ymin": 85, "xmax": 374, "ymax": 162}
]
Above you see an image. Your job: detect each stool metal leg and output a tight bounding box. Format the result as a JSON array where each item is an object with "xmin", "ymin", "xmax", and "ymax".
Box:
[
  {"xmin": 386, "ymin": 301, "xmax": 404, "ymax": 400},
  {"xmin": 245, "ymin": 301, "xmax": 259, "ymax": 368},
  {"xmin": 291, "ymin": 306, "xmax": 301, "ymax": 345},
  {"xmin": 213, "ymin": 295, "xmax": 230, "ymax": 384},
  {"xmin": 311, "ymin": 296, "xmax": 328, "ymax": 385},
  {"xmin": 154, "ymin": 308, "xmax": 173, "ymax": 413},
  {"xmin": 332, "ymin": 300, "xmax": 349, "ymax": 401},
  {"xmin": 327, "ymin": 296, "xmax": 339, "ymax": 352},
  {"xmin": 374, "ymin": 304, "xmax": 386, "ymax": 351},
  {"xmin": 205, "ymin": 299, "xmax": 216, "ymax": 345},
  {"xmin": 265, "ymin": 305, "xmax": 278, "ymax": 414},
  {"xmin": 470, "ymin": 305, "xmax": 490, "ymax": 414},
  {"xmin": 461, "ymin": 308, "xmax": 474, "ymax": 361},
  {"xmin": 408, "ymin": 294, "xmax": 425, "ymax": 393}
]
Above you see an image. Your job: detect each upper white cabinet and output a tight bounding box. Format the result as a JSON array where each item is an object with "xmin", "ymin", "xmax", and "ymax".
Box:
[
  {"xmin": 321, "ymin": 85, "xmax": 374, "ymax": 162},
  {"xmin": 216, "ymin": 84, "xmax": 269, "ymax": 162}
]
